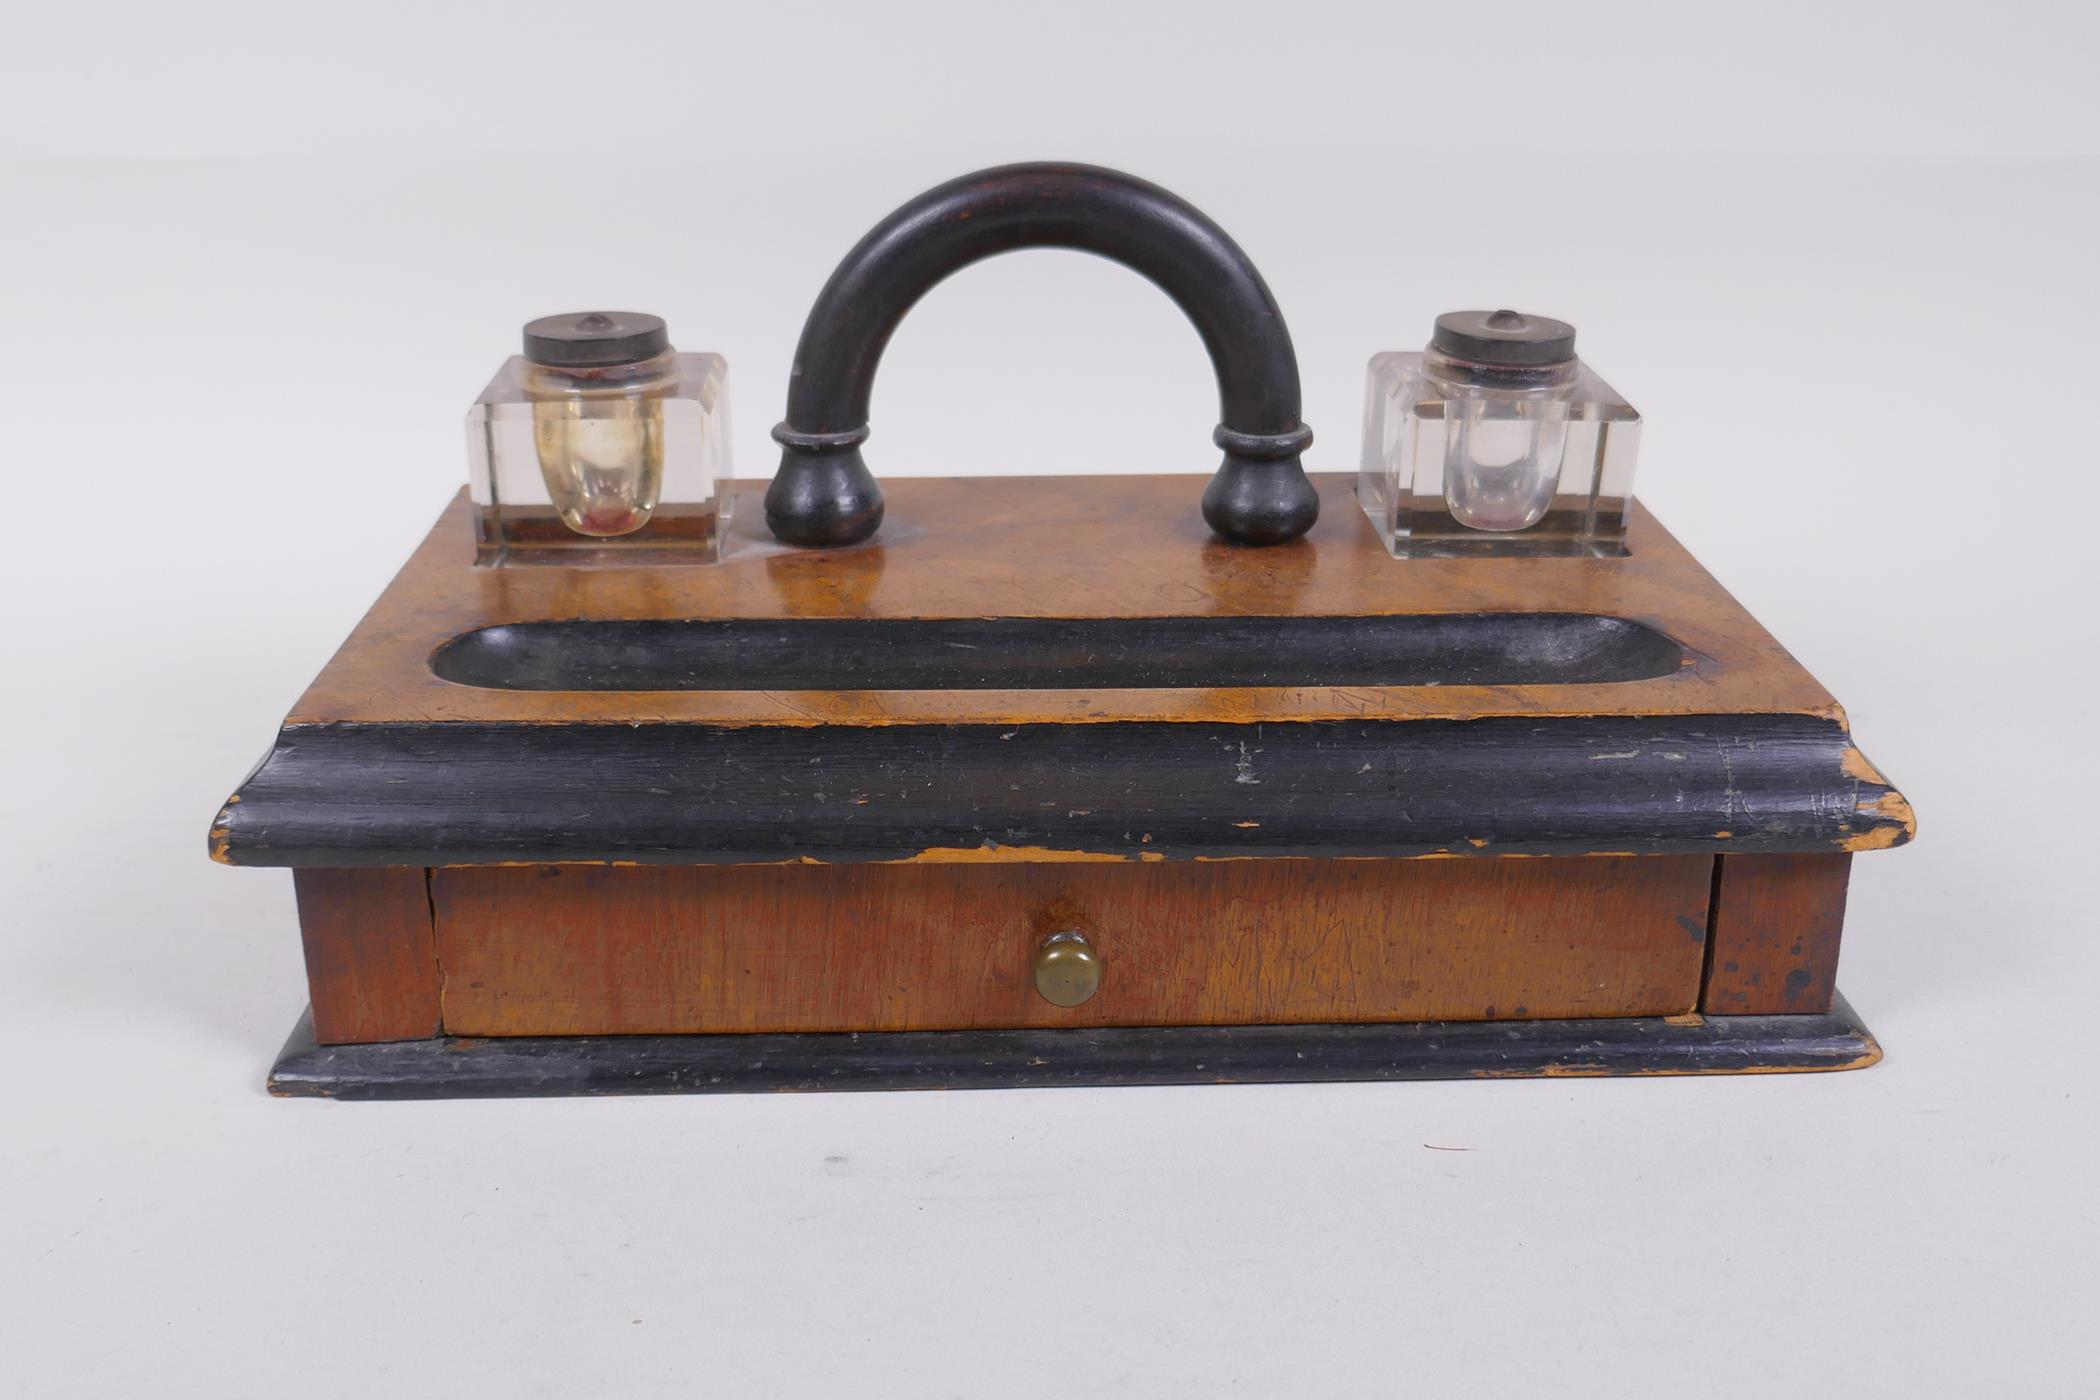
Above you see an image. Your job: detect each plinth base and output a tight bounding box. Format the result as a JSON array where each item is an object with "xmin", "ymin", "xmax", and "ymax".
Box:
[{"xmin": 268, "ymin": 996, "xmax": 1879, "ymax": 1100}]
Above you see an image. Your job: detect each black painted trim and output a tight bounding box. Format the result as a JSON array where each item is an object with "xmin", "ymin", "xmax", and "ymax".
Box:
[
  {"xmin": 267, "ymin": 995, "xmax": 1880, "ymax": 1099},
  {"xmin": 429, "ymin": 613, "xmax": 1687, "ymax": 693},
  {"xmin": 213, "ymin": 714, "xmax": 1910, "ymax": 868}
]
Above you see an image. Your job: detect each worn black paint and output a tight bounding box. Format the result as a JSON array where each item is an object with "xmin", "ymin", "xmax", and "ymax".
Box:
[
  {"xmin": 214, "ymin": 714, "xmax": 1911, "ymax": 868},
  {"xmin": 764, "ymin": 162, "xmax": 1318, "ymax": 548},
  {"xmin": 430, "ymin": 612, "xmax": 1686, "ymax": 693},
  {"xmin": 267, "ymin": 995, "xmax": 1880, "ymax": 1099}
]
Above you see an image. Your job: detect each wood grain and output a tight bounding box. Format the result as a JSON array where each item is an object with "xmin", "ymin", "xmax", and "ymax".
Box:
[
  {"xmin": 218, "ymin": 473, "xmax": 1914, "ymax": 868},
  {"xmin": 429, "ymin": 856, "xmax": 1714, "ymax": 1036},
  {"xmin": 292, "ymin": 868, "xmax": 440, "ymax": 1044},
  {"xmin": 1703, "ymin": 853, "xmax": 1851, "ymax": 1015},
  {"xmin": 286, "ymin": 475, "xmax": 1846, "ymax": 728}
]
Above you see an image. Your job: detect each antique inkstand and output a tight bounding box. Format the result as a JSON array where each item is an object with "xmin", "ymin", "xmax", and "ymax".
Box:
[{"xmin": 213, "ymin": 163, "xmax": 1913, "ymax": 1098}]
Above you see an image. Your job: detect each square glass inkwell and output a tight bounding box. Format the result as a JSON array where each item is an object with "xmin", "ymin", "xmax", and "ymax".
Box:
[
  {"xmin": 467, "ymin": 311, "xmax": 732, "ymax": 565},
  {"xmin": 1359, "ymin": 309, "xmax": 1641, "ymax": 558}
]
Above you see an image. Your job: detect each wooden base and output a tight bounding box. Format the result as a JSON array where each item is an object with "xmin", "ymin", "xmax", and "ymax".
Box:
[
  {"xmin": 218, "ymin": 478, "xmax": 1912, "ymax": 1084},
  {"xmin": 267, "ymin": 995, "xmax": 1880, "ymax": 1099}
]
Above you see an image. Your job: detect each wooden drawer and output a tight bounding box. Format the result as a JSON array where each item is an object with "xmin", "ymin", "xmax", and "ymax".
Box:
[{"xmin": 424, "ymin": 856, "xmax": 1713, "ymax": 1037}]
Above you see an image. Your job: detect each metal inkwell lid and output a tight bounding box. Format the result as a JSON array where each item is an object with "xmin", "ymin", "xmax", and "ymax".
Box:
[
  {"xmin": 523, "ymin": 311, "xmax": 671, "ymax": 369},
  {"xmin": 1431, "ymin": 308, "xmax": 1577, "ymax": 368}
]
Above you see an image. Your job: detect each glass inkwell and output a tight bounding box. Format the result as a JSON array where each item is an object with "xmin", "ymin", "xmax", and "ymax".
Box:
[
  {"xmin": 1359, "ymin": 309, "xmax": 1641, "ymax": 557},
  {"xmin": 466, "ymin": 311, "xmax": 731, "ymax": 565}
]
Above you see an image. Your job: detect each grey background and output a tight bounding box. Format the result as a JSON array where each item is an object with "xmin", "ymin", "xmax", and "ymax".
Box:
[{"xmin": 3, "ymin": 3, "xmax": 2094, "ymax": 1394}]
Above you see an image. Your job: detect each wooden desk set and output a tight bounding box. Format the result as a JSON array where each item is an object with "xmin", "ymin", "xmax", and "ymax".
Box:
[{"xmin": 212, "ymin": 164, "xmax": 1914, "ymax": 1099}]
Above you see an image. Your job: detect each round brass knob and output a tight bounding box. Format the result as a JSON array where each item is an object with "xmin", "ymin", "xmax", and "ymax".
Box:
[{"xmin": 1033, "ymin": 930, "xmax": 1102, "ymax": 1007}]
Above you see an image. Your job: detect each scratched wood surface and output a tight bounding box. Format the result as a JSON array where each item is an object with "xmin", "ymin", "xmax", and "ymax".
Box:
[
  {"xmin": 1703, "ymin": 853, "xmax": 1852, "ymax": 1015},
  {"xmin": 293, "ymin": 868, "xmax": 441, "ymax": 1044},
  {"xmin": 287, "ymin": 475, "xmax": 1842, "ymax": 728},
  {"xmin": 270, "ymin": 996, "xmax": 1884, "ymax": 1097},
  {"xmin": 428, "ymin": 856, "xmax": 1714, "ymax": 1036}
]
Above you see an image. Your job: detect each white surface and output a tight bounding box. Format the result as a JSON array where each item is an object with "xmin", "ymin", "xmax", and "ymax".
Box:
[{"xmin": 3, "ymin": 3, "xmax": 2095, "ymax": 1395}]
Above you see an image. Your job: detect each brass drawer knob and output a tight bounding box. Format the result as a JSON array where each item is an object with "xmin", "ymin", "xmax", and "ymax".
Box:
[{"xmin": 1033, "ymin": 931, "xmax": 1102, "ymax": 1007}]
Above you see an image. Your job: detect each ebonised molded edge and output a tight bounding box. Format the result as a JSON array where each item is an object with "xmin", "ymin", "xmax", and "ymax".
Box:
[
  {"xmin": 212, "ymin": 713, "xmax": 1914, "ymax": 867},
  {"xmin": 266, "ymin": 995, "xmax": 1881, "ymax": 1098}
]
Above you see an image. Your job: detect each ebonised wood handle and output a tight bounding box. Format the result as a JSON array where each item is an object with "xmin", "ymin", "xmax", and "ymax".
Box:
[{"xmin": 765, "ymin": 162, "xmax": 1318, "ymax": 548}]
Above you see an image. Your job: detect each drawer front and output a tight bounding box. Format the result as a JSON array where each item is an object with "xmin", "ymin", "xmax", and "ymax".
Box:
[{"xmin": 430, "ymin": 856, "xmax": 1712, "ymax": 1036}]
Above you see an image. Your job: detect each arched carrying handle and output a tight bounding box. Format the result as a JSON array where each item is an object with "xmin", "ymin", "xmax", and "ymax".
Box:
[{"xmin": 765, "ymin": 162, "xmax": 1318, "ymax": 548}]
